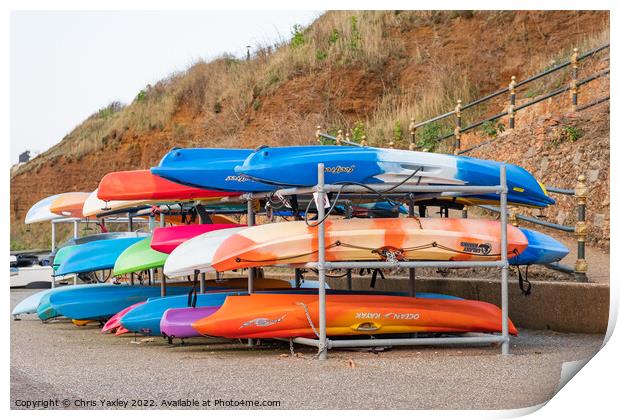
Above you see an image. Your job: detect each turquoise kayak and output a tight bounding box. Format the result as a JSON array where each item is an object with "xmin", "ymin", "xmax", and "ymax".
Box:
[
  {"xmin": 55, "ymin": 235, "xmax": 147, "ymax": 276},
  {"xmin": 48, "ymin": 284, "xmax": 195, "ymax": 320}
]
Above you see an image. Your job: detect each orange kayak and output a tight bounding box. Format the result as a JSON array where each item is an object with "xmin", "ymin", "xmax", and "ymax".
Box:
[
  {"xmin": 192, "ymin": 293, "xmax": 518, "ymax": 338},
  {"xmin": 97, "ymin": 170, "xmax": 241, "ymax": 201},
  {"xmin": 50, "ymin": 192, "xmax": 91, "ymax": 218},
  {"xmin": 211, "ymin": 218, "xmax": 528, "ymax": 272}
]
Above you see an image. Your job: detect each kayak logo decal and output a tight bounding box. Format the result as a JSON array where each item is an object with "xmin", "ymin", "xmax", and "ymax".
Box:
[
  {"xmin": 460, "ymin": 241, "xmax": 492, "ymax": 255},
  {"xmin": 356, "ymin": 312, "xmax": 420, "ymax": 320},
  {"xmin": 324, "ymin": 165, "xmax": 355, "ymax": 174},
  {"xmin": 240, "ymin": 314, "xmax": 287, "ymax": 329},
  {"xmin": 225, "ymin": 175, "xmax": 251, "ymax": 183}
]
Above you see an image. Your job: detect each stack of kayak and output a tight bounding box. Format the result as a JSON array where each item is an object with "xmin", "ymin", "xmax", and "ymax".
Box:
[{"xmin": 13, "ymin": 145, "xmax": 569, "ymax": 347}]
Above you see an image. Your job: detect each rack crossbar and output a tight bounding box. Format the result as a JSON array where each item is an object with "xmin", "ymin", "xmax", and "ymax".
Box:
[
  {"xmin": 303, "ymin": 261, "xmax": 506, "ymax": 270},
  {"xmin": 292, "ymin": 335, "xmax": 506, "ymax": 349}
]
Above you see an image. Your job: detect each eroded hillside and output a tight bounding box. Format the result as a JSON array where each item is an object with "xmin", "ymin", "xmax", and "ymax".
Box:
[{"xmin": 10, "ymin": 10, "xmax": 610, "ymax": 249}]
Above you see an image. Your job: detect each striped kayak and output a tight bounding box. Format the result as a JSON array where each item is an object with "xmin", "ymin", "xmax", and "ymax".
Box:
[
  {"xmin": 151, "ymin": 224, "xmax": 243, "ymax": 255},
  {"xmin": 210, "ymin": 218, "xmax": 529, "ymax": 272},
  {"xmin": 192, "ymin": 293, "xmax": 518, "ymax": 339},
  {"xmin": 235, "ymin": 146, "xmax": 554, "ymax": 207},
  {"xmin": 164, "ymin": 227, "xmax": 247, "ymax": 277},
  {"xmin": 160, "ymin": 291, "xmax": 461, "ymax": 339}
]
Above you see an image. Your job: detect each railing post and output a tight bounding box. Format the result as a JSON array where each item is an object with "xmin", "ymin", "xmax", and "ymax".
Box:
[
  {"xmin": 509, "ymin": 76, "xmax": 516, "ymax": 129},
  {"xmin": 315, "ymin": 125, "xmax": 322, "ymax": 143},
  {"xmin": 571, "ymin": 48, "xmax": 579, "ymax": 111},
  {"xmin": 574, "ymin": 174, "xmax": 588, "ymax": 282},
  {"xmin": 317, "ymin": 163, "xmax": 327, "ymax": 360},
  {"xmin": 360, "ymin": 135, "xmax": 367, "ymax": 147},
  {"xmin": 345, "ymin": 130, "xmax": 351, "ymax": 144},
  {"xmin": 509, "ymin": 206, "xmax": 519, "ymax": 226},
  {"xmin": 336, "ymin": 129, "xmax": 343, "ymax": 146},
  {"xmin": 409, "ymin": 118, "xmax": 416, "ymax": 150},
  {"xmin": 454, "ymin": 99, "xmax": 462, "ymax": 154}
]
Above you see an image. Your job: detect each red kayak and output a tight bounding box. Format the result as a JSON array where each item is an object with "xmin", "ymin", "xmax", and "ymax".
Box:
[
  {"xmin": 97, "ymin": 170, "xmax": 241, "ymax": 201},
  {"xmin": 151, "ymin": 224, "xmax": 244, "ymax": 254}
]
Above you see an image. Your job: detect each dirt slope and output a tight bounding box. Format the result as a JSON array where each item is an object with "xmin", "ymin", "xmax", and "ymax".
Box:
[{"xmin": 10, "ymin": 10, "xmax": 609, "ymax": 249}]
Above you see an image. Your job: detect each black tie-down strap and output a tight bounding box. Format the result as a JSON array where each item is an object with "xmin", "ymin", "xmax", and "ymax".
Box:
[
  {"xmin": 516, "ymin": 265, "xmax": 532, "ymax": 296},
  {"xmin": 359, "ymin": 268, "xmax": 385, "ymax": 288},
  {"xmin": 187, "ymin": 270, "xmax": 200, "ymax": 308}
]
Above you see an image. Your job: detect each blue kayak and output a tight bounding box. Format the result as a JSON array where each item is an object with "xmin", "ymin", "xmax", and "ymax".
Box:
[
  {"xmin": 55, "ymin": 235, "xmax": 147, "ymax": 276},
  {"xmin": 34, "ymin": 284, "xmax": 112, "ymax": 320},
  {"xmin": 48, "ymin": 284, "xmax": 195, "ymax": 320},
  {"xmin": 120, "ymin": 289, "xmax": 462, "ymax": 336},
  {"xmin": 510, "ymin": 228, "xmax": 569, "ymax": 265},
  {"xmin": 152, "ymin": 148, "xmax": 271, "ymax": 192},
  {"xmin": 235, "ymin": 146, "xmax": 554, "ymax": 207}
]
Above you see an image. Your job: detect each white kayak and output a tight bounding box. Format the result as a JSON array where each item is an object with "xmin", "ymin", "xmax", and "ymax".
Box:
[
  {"xmin": 82, "ymin": 189, "xmax": 151, "ymax": 217},
  {"xmin": 24, "ymin": 194, "xmax": 64, "ymax": 224},
  {"xmin": 163, "ymin": 227, "xmax": 247, "ymax": 277}
]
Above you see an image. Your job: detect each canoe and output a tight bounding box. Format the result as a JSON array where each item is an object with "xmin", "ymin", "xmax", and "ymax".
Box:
[
  {"xmin": 55, "ymin": 235, "xmax": 147, "ymax": 276},
  {"xmin": 210, "ymin": 218, "xmax": 529, "ymax": 272},
  {"xmin": 102, "ymin": 301, "xmax": 146, "ymax": 333},
  {"xmin": 24, "ymin": 194, "xmax": 64, "ymax": 224},
  {"xmin": 163, "ymin": 227, "xmax": 247, "ymax": 277},
  {"xmin": 235, "ymin": 146, "xmax": 554, "ymax": 207},
  {"xmin": 113, "ymin": 237, "xmax": 167, "ymax": 276},
  {"xmin": 151, "ymin": 224, "xmax": 243, "ymax": 254},
  {"xmin": 151, "ymin": 148, "xmax": 272, "ymax": 192},
  {"xmin": 119, "ymin": 278, "xmax": 297, "ymax": 336},
  {"xmin": 49, "ymin": 192, "xmax": 91, "ymax": 218},
  {"xmin": 510, "ymin": 228, "xmax": 569, "ymax": 265},
  {"xmin": 48, "ymin": 284, "xmax": 195, "ymax": 320},
  {"xmin": 160, "ymin": 291, "xmax": 461, "ymax": 339},
  {"xmin": 192, "ymin": 293, "xmax": 518, "ymax": 339},
  {"xmin": 97, "ymin": 169, "xmax": 241, "ymax": 201}
]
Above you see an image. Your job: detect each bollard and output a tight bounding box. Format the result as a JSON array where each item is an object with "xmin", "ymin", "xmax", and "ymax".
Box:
[
  {"xmin": 361, "ymin": 135, "xmax": 368, "ymax": 147},
  {"xmin": 409, "ymin": 118, "xmax": 416, "ymax": 150},
  {"xmin": 315, "ymin": 125, "xmax": 322, "ymax": 143},
  {"xmin": 509, "ymin": 76, "xmax": 516, "ymax": 129},
  {"xmin": 454, "ymin": 99, "xmax": 462, "ymax": 154},
  {"xmin": 345, "ymin": 131, "xmax": 351, "ymax": 144},
  {"xmin": 388, "ymin": 141, "xmax": 395, "ymax": 149},
  {"xmin": 574, "ymin": 174, "xmax": 588, "ymax": 281},
  {"xmin": 336, "ymin": 129, "xmax": 343, "ymax": 146},
  {"xmin": 571, "ymin": 48, "xmax": 579, "ymax": 111}
]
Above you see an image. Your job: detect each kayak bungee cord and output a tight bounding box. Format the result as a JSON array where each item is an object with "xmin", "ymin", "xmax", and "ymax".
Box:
[
  {"xmin": 233, "ymin": 240, "xmax": 521, "ymax": 265},
  {"xmin": 303, "ymin": 167, "xmax": 424, "ymax": 228}
]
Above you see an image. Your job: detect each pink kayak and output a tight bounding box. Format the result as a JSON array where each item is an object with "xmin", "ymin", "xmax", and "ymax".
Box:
[
  {"xmin": 101, "ymin": 302, "xmax": 146, "ymax": 334},
  {"xmin": 151, "ymin": 224, "xmax": 244, "ymax": 254}
]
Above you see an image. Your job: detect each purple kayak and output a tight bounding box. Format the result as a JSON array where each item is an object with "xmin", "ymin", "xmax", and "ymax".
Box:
[{"xmin": 160, "ymin": 306, "xmax": 219, "ymax": 339}]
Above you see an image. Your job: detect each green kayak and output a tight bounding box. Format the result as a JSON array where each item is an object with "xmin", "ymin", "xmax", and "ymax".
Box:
[{"xmin": 113, "ymin": 237, "xmax": 167, "ymax": 276}]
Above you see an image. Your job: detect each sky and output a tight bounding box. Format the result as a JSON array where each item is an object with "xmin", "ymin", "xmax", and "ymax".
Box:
[{"xmin": 10, "ymin": 10, "xmax": 320, "ymax": 163}]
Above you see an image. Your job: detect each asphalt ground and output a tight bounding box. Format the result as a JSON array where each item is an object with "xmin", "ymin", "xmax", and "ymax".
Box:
[{"xmin": 10, "ymin": 288, "xmax": 605, "ymax": 410}]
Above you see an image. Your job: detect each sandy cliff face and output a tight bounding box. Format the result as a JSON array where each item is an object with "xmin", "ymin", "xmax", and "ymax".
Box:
[{"xmin": 10, "ymin": 11, "xmax": 609, "ymax": 249}]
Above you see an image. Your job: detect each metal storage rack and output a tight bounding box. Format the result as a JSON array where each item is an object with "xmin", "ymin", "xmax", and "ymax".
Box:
[{"xmin": 240, "ymin": 163, "xmax": 511, "ymax": 360}]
